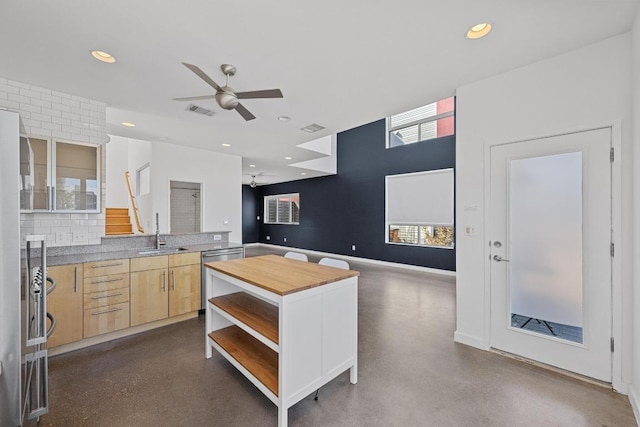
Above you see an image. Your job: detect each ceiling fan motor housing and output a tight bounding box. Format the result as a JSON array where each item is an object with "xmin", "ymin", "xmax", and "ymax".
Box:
[{"xmin": 216, "ymin": 89, "xmax": 239, "ymax": 110}]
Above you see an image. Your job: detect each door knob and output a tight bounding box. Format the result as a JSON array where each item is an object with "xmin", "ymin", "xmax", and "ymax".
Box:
[{"xmin": 493, "ymin": 255, "xmax": 510, "ymax": 262}]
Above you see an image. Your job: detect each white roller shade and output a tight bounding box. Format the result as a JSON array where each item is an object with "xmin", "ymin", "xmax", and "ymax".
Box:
[{"xmin": 386, "ymin": 169, "xmax": 454, "ymax": 226}]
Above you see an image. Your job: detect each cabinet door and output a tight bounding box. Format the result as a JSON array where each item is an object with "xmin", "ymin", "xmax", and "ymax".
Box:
[
  {"xmin": 169, "ymin": 264, "xmax": 201, "ymax": 317},
  {"xmin": 47, "ymin": 264, "xmax": 83, "ymax": 347},
  {"xmin": 130, "ymin": 268, "xmax": 168, "ymax": 326}
]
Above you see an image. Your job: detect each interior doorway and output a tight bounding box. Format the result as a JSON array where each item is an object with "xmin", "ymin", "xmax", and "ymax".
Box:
[
  {"xmin": 489, "ymin": 127, "xmax": 612, "ymax": 382},
  {"xmin": 170, "ymin": 181, "xmax": 202, "ymax": 233}
]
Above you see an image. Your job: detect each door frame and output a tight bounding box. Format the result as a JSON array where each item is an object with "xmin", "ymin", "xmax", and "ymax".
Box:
[
  {"xmin": 481, "ymin": 121, "xmax": 624, "ymax": 391},
  {"xmin": 167, "ymin": 178, "xmax": 205, "ymax": 234}
]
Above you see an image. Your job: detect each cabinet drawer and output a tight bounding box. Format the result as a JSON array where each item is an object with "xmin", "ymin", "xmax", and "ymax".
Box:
[
  {"xmin": 130, "ymin": 255, "xmax": 168, "ymax": 272},
  {"xmin": 84, "ymin": 288, "xmax": 130, "ymax": 309},
  {"xmin": 169, "ymin": 252, "xmax": 200, "ymax": 267},
  {"xmin": 84, "ymin": 259, "xmax": 130, "ymax": 277},
  {"xmin": 83, "ymin": 302, "xmax": 130, "ymax": 338},
  {"xmin": 84, "ymin": 273, "xmax": 130, "ymax": 293}
]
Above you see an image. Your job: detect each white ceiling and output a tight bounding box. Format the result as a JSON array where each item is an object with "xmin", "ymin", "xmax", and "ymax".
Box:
[{"xmin": 1, "ymin": 0, "xmax": 637, "ymax": 184}]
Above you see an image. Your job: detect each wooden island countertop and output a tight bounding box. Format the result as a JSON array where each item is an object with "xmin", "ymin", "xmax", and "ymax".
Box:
[{"xmin": 204, "ymin": 254, "xmax": 359, "ymax": 296}]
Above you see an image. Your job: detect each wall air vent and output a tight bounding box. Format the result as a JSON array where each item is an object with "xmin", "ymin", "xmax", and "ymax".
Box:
[
  {"xmin": 301, "ymin": 123, "xmax": 326, "ymax": 133},
  {"xmin": 186, "ymin": 104, "xmax": 214, "ymax": 117}
]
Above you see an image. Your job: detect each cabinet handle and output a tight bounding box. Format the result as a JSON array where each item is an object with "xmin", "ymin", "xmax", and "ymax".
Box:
[
  {"xmin": 172, "ymin": 270, "xmax": 176, "ymax": 290},
  {"xmin": 91, "ymin": 277, "xmax": 123, "ymax": 284},
  {"xmin": 91, "ymin": 307, "xmax": 123, "ymax": 316},
  {"xmin": 91, "ymin": 262, "xmax": 123, "ymax": 268},
  {"xmin": 91, "ymin": 292, "xmax": 123, "ymax": 300},
  {"xmin": 74, "ymin": 266, "xmax": 79, "ymax": 293},
  {"xmin": 162, "ymin": 271, "xmax": 166, "ymax": 292}
]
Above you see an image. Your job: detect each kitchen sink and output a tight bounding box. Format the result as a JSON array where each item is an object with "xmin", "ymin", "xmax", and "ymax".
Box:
[{"xmin": 137, "ymin": 247, "xmax": 189, "ymax": 255}]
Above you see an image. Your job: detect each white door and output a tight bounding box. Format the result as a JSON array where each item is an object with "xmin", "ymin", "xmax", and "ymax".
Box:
[{"xmin": 489, "ymin": 127, "xmax": 612, "ymax": 382}]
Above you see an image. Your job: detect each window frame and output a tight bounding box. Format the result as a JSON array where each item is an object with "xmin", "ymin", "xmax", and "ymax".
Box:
[
  {"xmin": 385, "ymin": 169, "xmax": 455, "ymax": 249},
  {"xmin": 264, "ymin": 193, "xmax": 300, "ymax": 225},
  {"xmin": 386, "ymin": 97, "xmax": 455, "ymax": 149},
  {"xmin": 20, "ymin": 134, "xmax": 102, "ymax": 213}
]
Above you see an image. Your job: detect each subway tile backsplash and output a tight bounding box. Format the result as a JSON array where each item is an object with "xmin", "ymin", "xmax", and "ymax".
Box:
[{"xmin": 5, "ymin": 77, "xmax": 108, "ymax": 248}]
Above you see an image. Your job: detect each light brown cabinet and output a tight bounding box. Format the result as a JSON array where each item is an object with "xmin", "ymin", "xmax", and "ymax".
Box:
[
  {"xmin": 130, "ymin": 256, "xmax": 169, "ymax": 326},
  {"xmin": 46, "ymin": 264, "xmax": 83, "ymax": 348},
  {"xmin": 83, "ymin": 258, "xmax": 131, "ymax": 338},
  {"xmin": 169, "ymin": 253, "xmax": 201, "ymax": 317}
]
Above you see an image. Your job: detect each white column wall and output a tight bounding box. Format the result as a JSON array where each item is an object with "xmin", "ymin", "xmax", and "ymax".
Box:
[
  {"xmin": 630, "ymin": 8, "xmax": 640, "ymax": 420},
  {"xmin": 104, "ymin": 135, "xmax": 130, "ymax": 207},
  {"xmin": 454, "ymin": 34, "xmax": 633, "ymax": 391}
]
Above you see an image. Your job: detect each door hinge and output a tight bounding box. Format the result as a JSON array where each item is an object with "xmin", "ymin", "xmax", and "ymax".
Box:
[
  {"xmin": 611, "ymin": 337, "xmax": 615, "ymax": 352},
  {"xmin": 610, "ymin": 147, "xmax": 614, "ymax": 162},
  {"xmin": 610, "ymin": 242, "xmax": 615, "ymax": 257}
]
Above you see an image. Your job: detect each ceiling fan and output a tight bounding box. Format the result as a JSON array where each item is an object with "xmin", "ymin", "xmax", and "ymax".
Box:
[{"xmin": 174, "ymin": 63, "xmax": 283, "ymax": 121}]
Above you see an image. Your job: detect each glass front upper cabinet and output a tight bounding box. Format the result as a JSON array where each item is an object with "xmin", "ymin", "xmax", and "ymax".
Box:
[{"xmin": 20, "ymin": 136, "xmax": 101, "ymax": 213}]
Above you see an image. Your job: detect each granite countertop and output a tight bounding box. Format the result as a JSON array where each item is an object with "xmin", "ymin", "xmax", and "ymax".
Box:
[{"xmin": 41, "ymin": 242, "xmax": 244, "ymax": 266}]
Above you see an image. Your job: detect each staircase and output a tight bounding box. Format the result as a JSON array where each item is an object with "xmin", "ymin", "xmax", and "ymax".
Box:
[{"xmin": 105, "ymin": 208, "xmax": 134, "ymax": 235}]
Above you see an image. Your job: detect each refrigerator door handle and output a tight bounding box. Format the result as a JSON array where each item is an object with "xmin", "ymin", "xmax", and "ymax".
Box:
[{"xmin": 46, "ymin": 312, "xmax": 56, "ymax": 338}]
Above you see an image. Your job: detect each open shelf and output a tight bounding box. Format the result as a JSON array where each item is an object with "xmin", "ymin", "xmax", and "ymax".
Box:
[
  {"xmin": 209, "ymin": 292, "xmax": 279, "ymax": 345},
  {"xmin": 209, "ymin": 326, "xmax": 278, "ymax": 396}
]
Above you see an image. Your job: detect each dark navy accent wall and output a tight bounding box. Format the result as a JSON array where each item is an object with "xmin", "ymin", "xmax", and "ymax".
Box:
[
  {"xmin": 243, "ymin": 118, "xmax": 456, "ymax": 271},
  {"xmin": 242, "ymin": 185, "xmax": 259, "ymax": 244}
]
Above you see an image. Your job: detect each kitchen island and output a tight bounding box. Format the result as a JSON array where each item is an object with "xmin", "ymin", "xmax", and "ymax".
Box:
[{"xmin": 204, "ymin": 254, "xmax": 359, "ymax": 427}]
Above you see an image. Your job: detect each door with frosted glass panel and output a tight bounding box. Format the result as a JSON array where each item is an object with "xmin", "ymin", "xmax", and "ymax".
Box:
[{"xmin": 489, "ymin": 128, "xmax": 611, "ymax": 382}]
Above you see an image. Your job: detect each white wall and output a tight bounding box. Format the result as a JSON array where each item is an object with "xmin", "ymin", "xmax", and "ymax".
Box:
[
  {"xmin": 630, "ymin": 8, "xmax": 640, "ymax": 421},
  {"xmin": 106, "ymin": 136, "xmax": 242, "ymax": 242},
  {"xmin": 105, "ymin": 135, "xmax": 130, "ymax": 207},
  {"xmin": 455, "ymin": 34, "xmax": 634, "ymax": 393},
  {"xmin": 151, "ymin": 142, "xmax": 242, "ymax": 241},
  {"xmin": 0, "ymin": 77, "xmax": 109, "ymax": 246}
]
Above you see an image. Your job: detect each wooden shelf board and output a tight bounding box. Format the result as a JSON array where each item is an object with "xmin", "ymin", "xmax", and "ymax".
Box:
[
  {"xmin": 209, "ymin": 326, "xmax": 278, "ymax": 396},
  {"xmin": 209, "ymin": 292, "xmax": 279, "ymax": 344}
]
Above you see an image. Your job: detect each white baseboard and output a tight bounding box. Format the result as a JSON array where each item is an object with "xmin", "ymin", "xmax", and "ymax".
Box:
[
  {"xmin": 629, "ymin": 385, "xmax": 640, "ymax": 426},
  {"xmin": 255, "ymin": 243, "xmax": 456, "ymax": 277},
  {"xmin": 453, "ymin": 330, "xmax": 487, "ymax": 350}
]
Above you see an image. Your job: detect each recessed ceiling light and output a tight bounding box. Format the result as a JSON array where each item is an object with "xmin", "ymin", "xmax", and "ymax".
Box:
[
  {"xmin": 249, "ymin": 164, "xmax": 256, "ymax": 168},
  {"xmin": 91, "ymin": 50, "xmax": 116, "ymax": 63},
  {"xmin": 285, "ymin": 156, "xmax": 292, "ymax": 160},
  {"xmin": 278, "ymin": 116, "xmax": 291, "ymax": 122},
  {"xmin": 222, "ymin": 143, "xmax": 231, "ymax": 147},
  {"xmin": 301, "ymin": 172, "xmax": 307, "ymax": 176},
  {"xmin": 121, "ymin": 121, "xmax": 136, "ymax": 127},
  {"xmin": 466, "ymin": 23, "xmax": 492, "ymax": 40}
]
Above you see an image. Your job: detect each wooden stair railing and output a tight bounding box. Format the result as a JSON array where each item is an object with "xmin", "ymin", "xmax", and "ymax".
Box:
[{"xmin": 125, "ymin": 171, "xmax": 145, "ymax": 234}]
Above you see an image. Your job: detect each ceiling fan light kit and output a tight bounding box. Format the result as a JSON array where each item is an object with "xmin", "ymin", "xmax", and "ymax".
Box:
[{"xmin": 175, "ymin": 62, "xmax": 283, "ymax": 121}]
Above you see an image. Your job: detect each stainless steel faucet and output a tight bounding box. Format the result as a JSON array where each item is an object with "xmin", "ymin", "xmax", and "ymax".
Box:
[{"xmin": 155, "ymin": 212, "xmax": 163, "ymax": 249}]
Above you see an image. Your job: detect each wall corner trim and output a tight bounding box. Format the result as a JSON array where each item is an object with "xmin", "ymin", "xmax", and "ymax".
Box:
[
  {"xmin": 628, "ymin": 385, "xmax": 640, "ymax": 426},
  {"xmin": 453, "ymin": 331, "xmax": 488, "ymax": 350}
]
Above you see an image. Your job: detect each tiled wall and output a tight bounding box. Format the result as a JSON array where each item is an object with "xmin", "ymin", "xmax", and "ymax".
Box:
[{"xmin": 0, "ymin": 76, "xmax": 108, "ymax": 247}]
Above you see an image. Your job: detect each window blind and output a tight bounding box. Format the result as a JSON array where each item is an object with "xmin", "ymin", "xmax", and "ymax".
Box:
[{"xmin": 386, "ymin": 169, "xmax": 454, "ymax": 226}]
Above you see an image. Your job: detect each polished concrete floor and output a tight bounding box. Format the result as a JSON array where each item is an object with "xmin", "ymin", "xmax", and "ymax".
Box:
[{"xmin": 42, "ymin": 246, "xmax": 637, "ymax": 426}]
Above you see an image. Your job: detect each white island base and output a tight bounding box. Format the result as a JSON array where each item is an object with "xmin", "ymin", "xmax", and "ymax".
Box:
[{"xmin": 205, "ymin": 255, "xmax": 359, "ymax": 427}]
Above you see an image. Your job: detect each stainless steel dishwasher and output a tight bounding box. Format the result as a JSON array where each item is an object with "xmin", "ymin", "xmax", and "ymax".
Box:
[{"xmin": 201, "ymin": 247, "xmax": 244, "ymax": 310}]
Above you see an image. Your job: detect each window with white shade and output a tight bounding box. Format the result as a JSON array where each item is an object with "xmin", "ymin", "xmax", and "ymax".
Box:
[
  {"xmin": 386, "ymin": 169, "xmax": 454, "ymax": 248},
  {"xmin": 264, "ymin": 193, "xmax": 300, "ymax": 224}
]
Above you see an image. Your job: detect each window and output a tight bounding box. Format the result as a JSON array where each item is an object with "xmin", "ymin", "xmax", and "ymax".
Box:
[
  {"xmin": 386, "ymin": 169, "xmax": 454, "ymax": 248},
  {"xmin": 387, "ymin": 96, "xmax": 455, "ymax": 148},
  {"xmin": 264, "ymin": 193, "xmax": 300, "ymax": 224},
  {"xmin": 20, "ymin": 136, "xmax": 101, "ymax": 212},
  {"xmin": 136, "ymin": 163, "xmax": 150, "ymax": 196}
]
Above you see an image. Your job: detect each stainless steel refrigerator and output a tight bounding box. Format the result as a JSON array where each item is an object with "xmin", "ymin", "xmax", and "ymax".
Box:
[{"xmin": 0, "ymin": 109, "xmax": 52, "ymax": 426}]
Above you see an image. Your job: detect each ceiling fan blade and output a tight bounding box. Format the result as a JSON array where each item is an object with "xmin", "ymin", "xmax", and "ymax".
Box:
[
  {"xmin": 235, "ymin": 103, "xmax": 256, "ymax": 121},
  {"xmin": 182, "ymin": 63, "xmax": 222, "ymax": 92},
  {"xmin": 172, "ymin": 95, "xmax": 216, "ymax": 102},
  {"xmin": 236, "ymin": 89, "xmax": 283, "ymax": 100}
]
